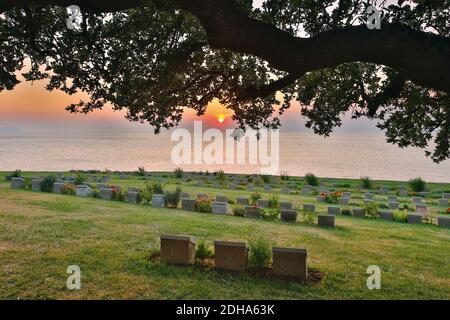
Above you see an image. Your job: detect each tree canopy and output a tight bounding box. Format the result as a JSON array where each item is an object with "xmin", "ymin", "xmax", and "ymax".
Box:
[{"xmin": 1, "ymin": 0, "xmax": 449, "ymax": 161}]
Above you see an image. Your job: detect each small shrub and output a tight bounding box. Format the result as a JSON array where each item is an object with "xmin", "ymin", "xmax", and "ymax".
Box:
[
  {"xmin": 233, "ymin": 206, "xmax": 245, "ymax": 217},
  {"xmin": 300, "ymin": 210, "xmax": 315, "ymax": 225},
  {"xmin": 195, "ymin": 196, "xmax": 212, "ymax": 213},
  {"xmin": 147, "ymin": 180, "xmax": 164, "ymax": 194},
  {"xmin": 173, "ymin": 167, "xmax": 184, "ymax": 178},
  {"xmin": 268, "ymin": 194, "xmax": 279, "ymax": 208},
  {"xmin": 136, "ymin": 166, "xmax": 146, "ymax": 176},
  {"xmin": 325, "ymin": 191, "xmax": 342, "ymax": 204},
  {"xmin": 75, "ymin": 173, "xmax": 86, "ymax": 185},
  {"xmin": 305, "ymin": 173, "xmax": 319, "ymax": 186},
  {"xmin": 250, "ymin": 192, "xmax": 261, "ymax": 205},
  {"xmin": 40, "ymin": 176, "xmax": 56, "ymax": 193},
  {"xmin": 165, "ymin": 188, "xmax": 181, "ymax": 208},
  {"xmin": 364, "ymin": 202, "xmax": 379, "ymax": 218},
  {"xmin": 379, "ymin": 203, "xmax": 389, "ymax": 209},
  {"xmin": 409, "ymin": 177, "xmax": 426, "ymax": 192},
  {"xmin": 11, "ymin": 169, "xmax": 22, "ymax": 178},
  {"xmin": 60, "ymin": 183, "xmax": 76, "ymax": 195},
  {"xmin": 217, "ymin": 170, "xmax": 226, "ymax": 184},
  {"xmin": 360, "ymin": 176, "xmax": 373, "ymax": 189},
  {"xmin": 393, "ymin": 210, "xmax": 408, "ymax": 223},
  {"xmin": 114, "ymin": 188, "xmax": 127, "ymax": 202},
  {"xmin": 138, "ymin": 190, "xmax": 153, "ymax": 205},
  {"xmin": 249, "ymin": 238, "xmax": 272, "ymax": 269},
  {"xmin": 254, "ymin": 176, "xmax": 264, "ymax": 187},
  {"xmin": 280, "ymin": 172, "xmax": 290, "ymax": 180},
  {"xmin": 261, "ymin": 175, "xmax": 272, "ymax": 184},
  {"xmin": 260, "ymin": 208, "xmax": 279, "ymax": 221},
  {"xmin": 196, "ymin": 240, "xmax": 213, "ymax": 260}
]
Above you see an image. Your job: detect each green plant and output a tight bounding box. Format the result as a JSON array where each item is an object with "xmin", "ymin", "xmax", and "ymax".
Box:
[
  {"xmin": 305, "ymin": 173, "xmax": 319, "ymax": 186},
  {"xmin": 249, "ymin": 238, "xmax": 272, "ymax": 269},
  {"xmin": 342, "ymin": 208, "xmax": 352, "ymax": 216},
  {"xmin": 136, "ymin": 166, "xmax": 146, "ymax": 176},
  {"xmin": 40, "ymin": 176, "xmax": 56, "ymax": 193},
  {"xmin": 261, "ymin": 175, "xmax": 272, "ymax": 183},
  {"xmin": 360, "ymin": 176, "xmax": 373, "ymax": 189},
  {"xmin": 250, "ymin": 192, "xmax": 261, "ymax": 205},
  {"xmin": 268, "ymin": 194, "xmax": 279, "ymax": 208},
  {"xmin": 138, "ymin": 190, "xmax": 153, "ymax": 205},
  {"xmin": 148, "ymin": 180, "xmax": 164, "ymax": 194},
  {"xmin": 233, "ymin": 206, "xmax": 245, "ymax": 217},
  {"xmin": 114, "ymin": 189, "xmax": 127, "ymax": 202},
  {"xmin": 173, "ymin": 167, "xmax": 184, "ymax": 178},
  {"xmin": 280, "ymin": 172, "xmax": 290, "ymax": 180},
  {"xmin": 60, "ymin": 183, "xmax": 76, "ymax": 195},
  {"xmin": 260, "ymin": 208, "xmax": 279, "ymax": 220},
  {"xmin": 195, "ymin": 196, "xmax": 212, "ymax": 213},
  {"xmin": 75, "ymin": 173, "xmax": 86, "ymax": 185},
  {"xmin": 217, "ymin": 170, "xmax": 226, "ymax": 184},
  {"xmin": 196, "ymin": 240, "xmax": 213, "ymax": 260},
  {"xmin": 393, "ymin": 210, "xmax": 408, "ymax": 223},
  {"xmin": 11, "ymin": 169, "xmax": 22, "ymax": 178},
  {"xmin": 409, "ymin": 177, "xmax": 426, "ymax": 192},
  {"xmin": 300, "ymin": 210, "xmax": 315, "ymax": 225},
  {"xmin": 364, "ymin": 202, "xmax": 380, "ymax": 218},
  {"xmin": 165, "ymin": 188, "xmax": 181, "ymax": 208},
  {"xmin": 254, "ymin": 176, "xmax": 264, "ymax": 187}
]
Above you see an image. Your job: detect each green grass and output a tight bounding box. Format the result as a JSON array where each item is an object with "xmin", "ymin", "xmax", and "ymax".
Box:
[{"xmin": 0, "ymin": 172, "xmax": 449, "ymax": 299}]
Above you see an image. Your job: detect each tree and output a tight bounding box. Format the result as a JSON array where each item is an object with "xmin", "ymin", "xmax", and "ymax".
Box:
[{"xmin": 0, "ymin": 0, "xmax": 449, "ymax": 161}]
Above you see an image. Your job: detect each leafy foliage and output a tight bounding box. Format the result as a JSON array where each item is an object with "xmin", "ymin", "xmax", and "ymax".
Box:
[
  {"xmin": 305, "ymin": 173, "xmax": 319, "ymax": 186},
  {"xmin": 249, "ymin": 238, "xmax": 272, "ymax": 269},
  {"xmin": 196, "ymin": 240, "xmax": 213, "ymax": 260},
  {"xmin": 408, "ymin": 177, "xmax": 426, "ymax": 192},
  {"xmin": 1, "ymin": 1, "xmax": 449, "ymax": 161},
  {"xmin": 40, "ymin": 176, "xmax": 55, "ymax": 192},
  {"xmin": 360, "ymin": 176, "xmax": 374, "ymax": 189}
]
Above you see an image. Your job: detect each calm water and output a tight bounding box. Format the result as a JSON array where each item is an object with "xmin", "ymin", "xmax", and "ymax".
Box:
[{"xmin": 1, "ymin": 131, "xmax": 449, "ymax": 182}]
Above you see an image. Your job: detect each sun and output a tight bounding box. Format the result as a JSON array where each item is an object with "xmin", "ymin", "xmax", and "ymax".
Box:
[{"xmin": 217, "ymin": 114, "xmax": 225, "ymax": 124}]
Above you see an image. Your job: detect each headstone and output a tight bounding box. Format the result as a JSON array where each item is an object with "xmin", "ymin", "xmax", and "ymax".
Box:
[
  {"xmin": 152, "ymin": 194, "xmax": 166, "ymax": 208},
  {"xmin": 181, "ymin": 192, "xmax": 190, "ymax": 199},
  {"xmin": 228, "ymin": 183, "xmax": 237, "ymax": 189},
  {"xmin": 281, "ymin": 188, "xmax": 291, "ymax": 194},
  {"xmin": 327, "ymin": 206, "xmax": 341, "ymax": 215},
  {"xmin": 245, "ymin": 206, "xmax": 261, "ymax": 219},
  {"xmin": 214, "ymin": 241, "xmax": 248, "ymax": 272},
  {"xmin": 301, "ymin": 189, "xmax": 311, "ymax": 195},
  {"xmin": 365, "ymin": 193, "xmax": 374, "ymax": 200},
  {"xmin": 388, "ymin": 201, "xmax": 400, "ymax": 210},
  {"xmin": 318, "ymin": 215, "xmax": 335, "ymax": 228},
  {"xmin": 415, "ymin": 204, "xmax": 427, "ymax": 213},
  {"xmin": 53, "ymin": 182, "xmax": 65, "ymax": 194},
  {"xmin": 160, "ymin": 235, "xmax": 196, "ymax": 265},
  {"xmin": 236, "ymin": 198, "xmax": 249, "ymax": 206},
  {"xmin": 438, "ymin": 199, "xmax": 449, "ymax": 206},
  {"xmin": 279, "ymin": 202, "xmax": 293, "ymax": 210},
  {"xmin": 399, "ymin": 190, "xmax": 408, "ymax": 197},
  {"xmin": 272, "ymin": 247, "xmax": 307, "ymax": 281},
  {"xmin": 316, "ymin": 196, "xmax": 326, "ymax": 203},
  {"xmin": 364, "ymin": 199, "xmax": 374, "ymax": 204},
  {"xmin": 212, "ymin": 202, "xmax": 230, "ymax": 215},
  {"xmin": 342, "ymin": 192, "xmax": 352, "ymax": 198},
  {"xmin": 126, "ymin": 191, "xmax": 139, "ymax": 204},
  {"xmin": 31, "ymin": 179, "xmax": 42, "ymax": 192},
  {"xmin": 280, "ymin": 209, "xmax": 297, "ymax": 222},
  {"xmin": 419, "ymin": 192, "xmax": 429, "ymax": 197},
  {"xmin": 100, "ymin": 188, "xmax": 114, "ymax": 200},
  {"xmin": 181, "ymin": 198, "xmax": 197, "ymax": 211},
  {"xmin": 443, "ymin": 193, "xmax": 450, "ymax": 200},
  {"xmin": 437, "ymin": 216, "xmax": 450, "ymax": 228},
  {"xmin": 75, "ymin": 185, "xmax": 93, "ymax": 197},
  {"xmin": 339, "ymin": 197, "xmax": 350, "ymax": 205},
  {"xmin": 264, "ymin": 185, "xmax": 272, "ymax": 192},
  {"xmin": 352, "ymin": 208, "xmax": 365, "ymax": 217},
  {"xmin": 257, "ymin": 199, "xmax": 269, "ymax": 208},
  {"xmin": 379, "ymin": 210, "xmax": 393, "ymax": 221},
  {"xmin": 388, "ymin": 195, "xmax": 397, "ymax": 202},
  {"xmin": 216, "ymin": 195, "xmax": 227, "ymax": 203},
  {"xmin": 412, "ymin": 197, "xmax": 422, "ymax": 204},
  {"xmin": 11, "ymin": 178, "xmax": 25, "ymax": 189},
  {"xmin": 407, "ymin": 214, "xmax": 422, "ymax": 225},
  {"xmin": 378, "ymin": 188, "xmax": 388, "ymax": 195},
  {"xmin": 303, "ymin": 204, "xmax": 315, "ymax": 212}
]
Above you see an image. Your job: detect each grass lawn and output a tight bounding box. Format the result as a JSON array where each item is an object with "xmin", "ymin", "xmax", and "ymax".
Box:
[{"xmin": 0, "ymin": 172, "xmax": 449, "ymax": 299}]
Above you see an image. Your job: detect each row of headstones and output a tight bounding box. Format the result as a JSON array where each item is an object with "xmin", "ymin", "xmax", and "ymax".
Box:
[
  {"xmin": 10, "ymin": 178, "xmax": 140, "ymax": 204},
  {"xmin": 324, "ymin": 206, "xmax": 450, "ymax": 228},
  {"xmin": 160, "ymin": 235, "xmax": 308, "ymax": 281}
]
